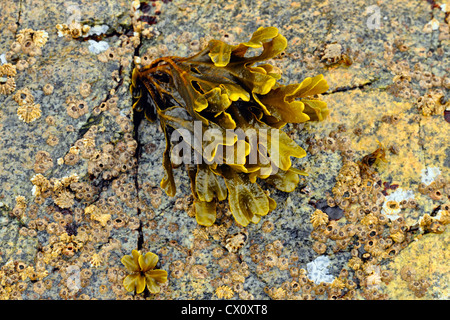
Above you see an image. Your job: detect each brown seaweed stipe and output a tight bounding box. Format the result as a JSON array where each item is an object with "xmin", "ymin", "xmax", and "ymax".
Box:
[{"xmin": 131, "ymin": 27, "xmax": 329, "ymax": 227}]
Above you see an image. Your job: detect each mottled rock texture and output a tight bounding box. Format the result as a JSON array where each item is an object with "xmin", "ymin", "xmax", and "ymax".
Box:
[{"xmin": 0, "ymin": 0, "xmax": 448, "ymax": 300}]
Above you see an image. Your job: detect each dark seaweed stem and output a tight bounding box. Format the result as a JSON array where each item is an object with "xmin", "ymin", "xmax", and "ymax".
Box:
[{"xmin": 137, "ymin": 62, "xmax": 188, "ymax": 119}]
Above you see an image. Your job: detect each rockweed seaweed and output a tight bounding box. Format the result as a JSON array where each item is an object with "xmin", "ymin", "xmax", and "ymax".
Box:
[{"xmin": 131, "ymin": 27, "xmax": 329, "ymax": 227}]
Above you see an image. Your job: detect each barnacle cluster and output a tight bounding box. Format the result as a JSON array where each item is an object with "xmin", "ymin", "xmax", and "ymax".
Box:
[
  {"xmin": 131, "ymin": 27, "xmax": 329, "ymax": 227},
  {"xmin": 5, "ymin": 194, "xmax": 125, "ymax": 300},
  {"xmin": 250, "ymin": 240, "xmax": 290, "ymax": 275},
  {"xmin": 418, "ymin": 174, "xmax": 449, "ymax": 202},
  {"xmin": 304, "ymin": 127, "xmax": 450, "ymax": 299},
  {"xmin": 13, "ymin": 88, "xmax": 42, "ymax": 123},
  {"xmin": 314, "ymin": 41, "xmax": 352, "ymax": 67},
  {"xmin": 3, "ymin": 35, "xmax": 147, "ymax": 297},
  {"xmin": 212, "ymin": 258, "xmax": 251, "ymax": 300},
  {"xmin": 16, "ymin": 28, "xmax": 48, "ymax": 49},
  {"xmin": 416, "ymin": 89, "xmax": 447, "ymax": 116},
  {"xmin": 65, "ymin": 95, "xmax": 89, "ymax": 119},
  {"xmin": 86, "ymin": 132, "xmax": 138, "ymax": 182},
  {"xmin": 419, "ymin": 207, "xmax": 449, "ymax": 234},
  {"xmin": 4, "ymin": 28, "xmax": 47, "ymax": 75},
  {"xmin": 386, "ymin": 59, "xmax": 449, "ymax": 117},
  {"xmin": 56, "ymin": 22, "xmax": 91, "ymax": 39},
  {"xmin": 130, "ymin": 0, "xmax": 159, "ymax": 40},
  {"xmin": 31, "ymin": 119, "xmax": 139, "ymax": 210},
  {"xmin": 13, "ymin": 182, "xmax": 131, "ymax": 299},
  {"xmin": 381, "ymin": 188, "xmax": 416, "ymax": 220},
  {"xmin": 400, "ymin": 265, "xmax": 431, "ymax": 298},
  {"xmin": 33, "ymin": 150, "xmax": 53, "ymax": 174},
  {"xmin": 0, "ymin": 260, "xmax": 48, "ymax": 300},
  {"xmin": 30, "ymin": 173, "xmax": 79, "ymax": 208},
  {"xmin": 163, "ymin": 216, "xmax": 254, "ymax": 299},
  {"xmin": 256, "ymin": 252, "xmax": 362, "ymax": 300},
  {"xmin": 96, "ymin": 35, "xmax": 136, "ymax": 67}
]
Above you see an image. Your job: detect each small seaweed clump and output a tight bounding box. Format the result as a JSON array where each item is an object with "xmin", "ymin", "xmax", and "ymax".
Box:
[
  {"xmin": 131, "ymin": 27, "xmax": 329, "ymax": 226},
  {"xmin": 121, "ymin": 250, "xmax": 168, "ymax": 294}
]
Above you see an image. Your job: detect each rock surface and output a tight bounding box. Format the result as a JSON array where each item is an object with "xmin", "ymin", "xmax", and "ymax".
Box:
[{"xmin": 0, "ymin": 0, "xmax": 448, "ymax": 300}]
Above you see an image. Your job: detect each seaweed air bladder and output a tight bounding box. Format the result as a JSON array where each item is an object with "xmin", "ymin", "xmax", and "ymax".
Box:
[{"xmin": 131, "ymin": 27, "xmax": 329, "ymax": 227}]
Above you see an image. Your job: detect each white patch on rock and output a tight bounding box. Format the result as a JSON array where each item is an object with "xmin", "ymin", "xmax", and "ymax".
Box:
[
  {"xmin": 31, "ymin": 185, "xmax": 38, "ymax": 197},
  {"xmin": 88, "ymin": 40, "xmax": 109, "ymax": 54},
  {"xmin": 306, "ymin": 255, "xmax": 335, "ymax": 284},
  {"xmin": 86, "ymin": 25, "xmax": 109, "ymax": 36},
  {"xmin": 0, "ymin": 54, "xmax": 7, "ymax": 65},
  {"xmin": 421, "ymin": 166, "xmax": 441, "ymax": 185}
]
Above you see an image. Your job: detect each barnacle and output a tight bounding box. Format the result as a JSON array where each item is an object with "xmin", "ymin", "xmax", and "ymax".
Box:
[
  {"xmin": 92, "ymin": 212, "xmax": 112, "ymax": 227},
  {"xmin": 224, "ymin": 230, "xmax": 248, "ymax": 253},
  {"xmin": 439, "ymin": 209, "xmax": 450, "ymax": 225},
  {"xmin": 90, "ymin": 253, "xmax": 103, "ymax": 268},
  {"xmin": 13, "ymin": 88, "xmax": 35, "ymax": 105},
  {"xmin": 215, "ymin": 285, "xmax": 234, "ymax": 299},
  {"xmin": 79, "ymin": 82, "xmax": 91, "ymax": 98},
  {"xmin": 15, "ymin": 196, "xmax": 27, "ymax": 209},
  {"xmin": 121, "ymin": 250, "xmax": 168, "ymax": 294},
  {"xmin": 0, "ymin": 76, "xmax": 16, "ymax": 95},
  {"xmin": 17, "ymin": 103, "xmax": 42, "ymax": 123},
  {"xmin": 131, "ymin": 27, "xmax": 329, "ymax": 227},
  {"xmin": 365, "ymin": 271, "xmax": 382, "ymax": 287},
  {"xmin": 30, "ymin": 173, "xmax": 50, "ymax": 196},
  {"xmin": 390, "ymin": 230, "xmax": 405, "ymax": 243},
  {"xmin": 16, "ymin": 28, "xmax": 48, "ymax": 48},
  {"xmin": 53, "ymin": 190, "xmax": 75, "ymax": 209},
  {"xmin": 0, "ymin": 63, "xmax": 17, "ymax": 77},
  {"xmin": 310, "ymin": 209, "xmax": 329, "ymax": 228},
  {"xmin": 0, "ymin": 63, "xmax": 17, "ymax": 95}
]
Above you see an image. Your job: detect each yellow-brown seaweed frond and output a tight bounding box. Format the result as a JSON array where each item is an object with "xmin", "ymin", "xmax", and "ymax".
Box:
[
  {"xmin": 121, "ymin": 250, "xmax": 168, "ymax": 294},
  {"xmin": 131, "ymin": 27, "xmax": 329, "ymax": 227},
  {"xmin": 358, "ymin": 141, "xmax": 387, "ymax": 180}
]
